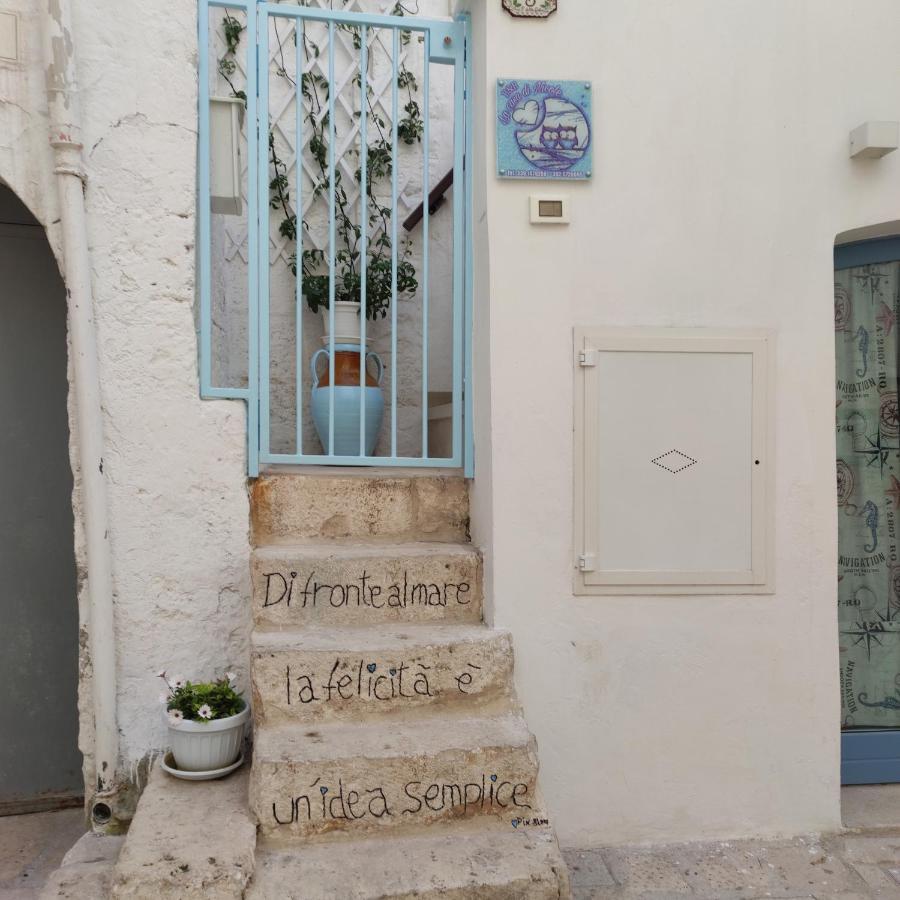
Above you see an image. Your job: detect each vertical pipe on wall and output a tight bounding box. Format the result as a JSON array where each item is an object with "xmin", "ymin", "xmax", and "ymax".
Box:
[
  {"xmin": 42, "ymin": 0, "xmax": 119, "ymax": 820},
  {"xmin": 390, "ymin": 27, "xmax": 399, "ymax": 457},
  {"xmin": 421, "ymin": 30, "xmax": 430, "ymax": 458},
  {"xmin": 258, "ymin": 8, "xmax": 271, "ymax": 462},
  {"xmin": 247, "ymin": 2, "xmax": 261, "ymax": 475},
  {"xmin": 327, "ymin": 20, "xmax": 336, "ymax": 455},
  {"xmin": 295, "ymin": 18, "xmax": 304, "ymax": 455},
  {"xmin": 359, "ymin": 25, "xmax": 368, "ymax": 456}
]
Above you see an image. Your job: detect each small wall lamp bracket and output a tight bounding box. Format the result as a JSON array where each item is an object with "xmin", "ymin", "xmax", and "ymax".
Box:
[{"xmin": 849, "ymin": 121, "xmax": 899, "ymax": 159}]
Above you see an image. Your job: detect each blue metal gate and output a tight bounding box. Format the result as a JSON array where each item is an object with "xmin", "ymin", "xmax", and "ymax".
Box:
[{"xmin": 197, "ymin": 1, "xmax": 472, "ymax": 477}]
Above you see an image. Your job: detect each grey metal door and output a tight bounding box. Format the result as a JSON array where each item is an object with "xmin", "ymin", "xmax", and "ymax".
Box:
[{"xmin": 0, "ymin": 186, "xmax": 82, "ymax": 814}]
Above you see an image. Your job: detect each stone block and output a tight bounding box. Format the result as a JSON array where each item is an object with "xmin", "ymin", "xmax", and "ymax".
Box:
[
  {"xmin": 251, "ymin": 542, "xmax": 482, "ymax": 627},
  {"xmin": 251, "ymin": 625, "xmax": 514, "ymax": 724},
  {"xmin": 110, "ymin": 764, "xmax": 255, "ymax": 900},
  {"xmin": 250, "ymin": 715, "xmax": 542, "ymax": 840},
  {"xmin": 251, "ymin": 473, "xmax": 469, "ymax": 544},
  {"xmin": 247, "ymin": 823, "xmax": 569, "ymax": 899},
  {"xmin": 38, "ymin": 834, "xmax": 124, "ymax": 900}
]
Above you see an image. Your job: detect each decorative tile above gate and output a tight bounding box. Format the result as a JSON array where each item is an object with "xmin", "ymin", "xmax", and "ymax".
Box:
[{"xmin": 502, "ymin": 0, "xmax": 557, "ymax": 18}]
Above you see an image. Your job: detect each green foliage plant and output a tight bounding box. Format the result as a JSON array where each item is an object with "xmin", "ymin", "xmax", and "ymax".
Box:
[
  {"xmin": 158, "ymin": 671, "xmax": 245, "ymax": 724},
  {"xmin": 218, "ymin": 3, "xmax": 424, "ymax": 322}
]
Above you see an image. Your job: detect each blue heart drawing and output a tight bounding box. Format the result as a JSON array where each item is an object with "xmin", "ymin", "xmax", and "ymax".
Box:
[
  {"xmin": 319, "ymin": 786, "xmax": 328, "ymax": 794},
  {"xmin": 389, "ymin": 668, "xmax": 397, "ymax": 676},
  {"xmin": 490, "ymin": 774, "xmax": 498, "ymax": 782},
  {"xmin": 367, "ymin": 663, "xmax": 376, "ymax": 673},
  {"xmin": 511, "ymin": 819, "xmax": 519, "ymax": 828}
]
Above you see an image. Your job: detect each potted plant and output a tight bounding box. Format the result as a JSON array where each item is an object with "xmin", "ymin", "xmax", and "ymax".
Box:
[{"xmin": 158, "ymin": 670, "xmax": 249, "ymax": 776}]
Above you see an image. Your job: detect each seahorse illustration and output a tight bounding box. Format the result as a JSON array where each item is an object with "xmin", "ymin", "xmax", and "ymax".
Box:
[
  {"xmin": 855, "ymin": 325, "xmax": 870, "ymax": 377},
  {"xmin": 861, "ymin": 500, "xmax": 879, "ymax": 552},
  {"xmin": 858, "ymin": 691, "xmax": 900, "ymax": 710}
]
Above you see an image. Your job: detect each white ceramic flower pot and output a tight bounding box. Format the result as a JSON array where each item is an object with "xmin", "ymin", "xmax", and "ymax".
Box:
[
  {"xmin": 321, "ymin": 300, "xmax": 363, "ymax": 346},
  {"xmin": 166, "ymin": 703, "xmax": 249, "ymax": 772}
]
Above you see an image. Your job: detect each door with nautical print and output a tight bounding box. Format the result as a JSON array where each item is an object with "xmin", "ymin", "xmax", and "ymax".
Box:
[{"xmin": 836, "ymin": 236, "xmax": 900, "ymax": 784}]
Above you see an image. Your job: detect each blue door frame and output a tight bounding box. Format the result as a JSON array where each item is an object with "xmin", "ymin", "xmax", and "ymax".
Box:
[{"xmin": 836, "ymin": 235, "xmax": 900, "ymax": 785}]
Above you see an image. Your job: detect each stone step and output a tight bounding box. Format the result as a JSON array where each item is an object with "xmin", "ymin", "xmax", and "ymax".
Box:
[
  {"xmin": 110, "ymin": 764, "xmax": 256, "ymax": 899},
  {"xmin": 250, "ymin": 714, "xmax": 541, "ymax": 840},
  {"xmin": 251, "ymin": 473, "xmax": 469, "ymax": 545},
  {"xmin": 251, "ymin": 625, "xmax": 515, "ymax": 725},
  {"xmin": 252, "ymin": 542, "xmax": 482, "ymax": 628},
  {"xmin": 39, "ymin": 833, "xmax": 125, "ymax": 900},
  {"xmin": 247, "ymin": 823, "xmax": 570, "ymax": 899}
]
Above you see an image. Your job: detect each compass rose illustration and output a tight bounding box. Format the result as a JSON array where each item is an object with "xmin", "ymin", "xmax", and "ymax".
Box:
[{"xmin": 841, "ymin": 615, "xmax": 888, "ymax": 660}]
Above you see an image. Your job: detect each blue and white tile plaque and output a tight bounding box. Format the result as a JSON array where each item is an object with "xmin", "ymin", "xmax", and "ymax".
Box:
[{"xmin": 496, "ymin": 78, "xmax": 592, "ymax": 180}]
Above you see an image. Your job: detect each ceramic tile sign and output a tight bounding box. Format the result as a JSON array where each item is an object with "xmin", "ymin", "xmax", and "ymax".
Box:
[
  {"xmin": 496, "ymin": 78, "xmax": 592, "ymax": 180},
  {"xmin": 502, "ymin": 0, "xmax": 557, "ymax": 17}
]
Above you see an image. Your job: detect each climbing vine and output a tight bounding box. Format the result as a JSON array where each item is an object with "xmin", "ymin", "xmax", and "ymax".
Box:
[{"xmin": 217, "ymin": 2, "xmax": 424, "ymax": 321}]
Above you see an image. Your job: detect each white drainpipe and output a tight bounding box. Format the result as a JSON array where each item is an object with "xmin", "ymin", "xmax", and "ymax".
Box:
[{"xmin": 42, "ymin": 0, "xmax": 119, "ymax": 823}]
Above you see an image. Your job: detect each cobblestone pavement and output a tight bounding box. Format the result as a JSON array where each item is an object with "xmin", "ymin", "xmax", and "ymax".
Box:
[{"xmin": 564, "ymin": 832, "xmax": 900, "ymax": 899}]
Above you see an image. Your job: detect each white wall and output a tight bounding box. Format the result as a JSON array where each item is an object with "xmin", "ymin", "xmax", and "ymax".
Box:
[{"xmin": 462, "ymin": 0, "xmax": 900, "ymax": 847}]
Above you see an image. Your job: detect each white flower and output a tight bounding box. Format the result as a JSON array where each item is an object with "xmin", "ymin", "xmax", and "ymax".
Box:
[
  {"xmin": 158, "ymin": 692, "xmax": 170, "ymax": 704},
  {"xmin": 167, "ymin": 709, "xmax": 184, "ymax": 725},
  {"xmin": 226, "ymin": 671, "xmax": 237, "ymax": 683},
  {"xmin": 172, "ymin": 675, "xmax": 186, "ymax": 689},
  {"xmin": 197, "ymin": 704, "xmax": 213, "ymax": 720}
]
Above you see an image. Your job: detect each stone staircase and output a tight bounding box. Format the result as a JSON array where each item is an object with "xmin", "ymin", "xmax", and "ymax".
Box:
[
  {"xmin": 107, "ymin": 472, "xmax": 569, "ymax": 899},
  {"xmin": 246, "ymin": 472, "xmax": 569, "ymax": 897}
]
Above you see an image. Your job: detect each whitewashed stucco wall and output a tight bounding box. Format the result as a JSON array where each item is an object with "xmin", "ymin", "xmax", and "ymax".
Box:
[
  {"xmin": 462, "ymin": 0, "xmax": 900, "ymax": 848},
  {"xmin": 1, "ymin": 0, "xmax": 250, "ymax": 801}
]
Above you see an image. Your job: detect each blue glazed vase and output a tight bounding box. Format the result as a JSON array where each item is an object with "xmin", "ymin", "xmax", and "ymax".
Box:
[{"xmin": 310, "ymin": 344, "xmax": 384, "ymax": 457}]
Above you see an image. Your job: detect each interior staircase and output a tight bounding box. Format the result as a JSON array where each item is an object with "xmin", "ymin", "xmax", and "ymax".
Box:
[{"xmin": 107, "ymin": 472, "xmax": 570, "ymax": 900}]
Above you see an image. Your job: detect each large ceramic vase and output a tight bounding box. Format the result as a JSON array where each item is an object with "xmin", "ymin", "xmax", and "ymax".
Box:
[{"xmin": 311, "ymin": 343, "xmax": 384, "ymax": 456}]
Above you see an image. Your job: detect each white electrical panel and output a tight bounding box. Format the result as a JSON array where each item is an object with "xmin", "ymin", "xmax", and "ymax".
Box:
[{"xmin": 574, "ymin": 328, "xmax": 774, "ymax": 595}]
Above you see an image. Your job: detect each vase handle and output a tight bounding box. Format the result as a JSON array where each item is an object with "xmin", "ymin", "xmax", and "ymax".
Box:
[
  {"xmin": 366, "ymin": 351, "xmax": 384, "ymax": 386},
  {"xmin": 310, "ymin": 348, "xmax": 329, "ymax": 388}
]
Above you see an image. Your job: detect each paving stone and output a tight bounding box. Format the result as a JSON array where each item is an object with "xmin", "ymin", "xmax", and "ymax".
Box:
[
  {"xmin": 835, "ymin": 836, "xmax": 900, "ymax": 866},
  {"xmin": 842, "ymin": 785, "xmax": 900, "ymax": 830},
  {"xmin": 847, "ymin": 863, "xmax": 900, "ymax": 896},
  {"xmin": 760, "ymin": 844, "xmax": 863, "ymax": 896},
  {"xmin": 563, "ymin": 849, "xmax": 616, "ymax": 887},
  {"xmin": 675, "ymin": 843, "xmax": 774, "ymax": 896},
  {"xmin": 602, "ymin": 848, "xmax": 692, "ymax": 894}
]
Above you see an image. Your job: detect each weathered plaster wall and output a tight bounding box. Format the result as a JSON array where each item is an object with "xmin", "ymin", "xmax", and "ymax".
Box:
[
  {"xmin": 461, "ymin": 0, "xmax": 900, "ymax": 848},
  {"xmin": 1, "ymin": 0, "xmax": 250, "ymax": 801}
]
